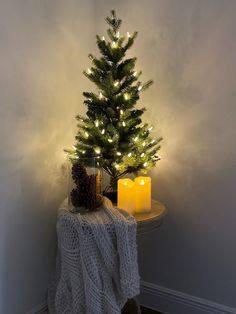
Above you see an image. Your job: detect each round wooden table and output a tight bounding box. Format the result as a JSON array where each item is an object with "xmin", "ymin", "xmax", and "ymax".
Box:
[
  {"xmin": 122, "ymin": 199, "xmax": 167, "ymax": 314},
  {"xmin": 134, "ymin": 199, "xmax": 167, "ymax": 235}
]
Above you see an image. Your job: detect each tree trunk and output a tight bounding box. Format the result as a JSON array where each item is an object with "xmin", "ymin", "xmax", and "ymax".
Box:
[{"xmin": 110, "ymin": 175, "xmax": 118, "ymax": 191}]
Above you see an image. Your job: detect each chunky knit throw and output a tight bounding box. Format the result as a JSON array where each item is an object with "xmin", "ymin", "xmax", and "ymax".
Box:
[{"xmin": 48, "ymin": 197, "xmax": 140, "ymax": 314}]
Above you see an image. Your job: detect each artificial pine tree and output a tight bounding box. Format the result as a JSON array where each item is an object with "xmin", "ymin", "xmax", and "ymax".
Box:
[{"xmin": 67, "ymin": 10, "xmax": 162, "ymax": 193}]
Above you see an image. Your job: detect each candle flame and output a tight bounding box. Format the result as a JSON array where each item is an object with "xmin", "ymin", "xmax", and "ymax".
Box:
[{"xmin": 140, "ymin": 179, "xmax": 145, "ymax": 185}]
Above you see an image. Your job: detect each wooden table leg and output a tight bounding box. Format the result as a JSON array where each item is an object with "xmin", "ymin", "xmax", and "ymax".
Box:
[{"xmin": 121, "ymin": 297, "xmax": 141, "ymax": 314}]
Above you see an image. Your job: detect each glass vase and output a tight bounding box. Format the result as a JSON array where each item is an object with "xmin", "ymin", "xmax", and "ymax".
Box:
[{"xmin": 68, "ymin": 157, "xmax": 103, "ymax": 212}]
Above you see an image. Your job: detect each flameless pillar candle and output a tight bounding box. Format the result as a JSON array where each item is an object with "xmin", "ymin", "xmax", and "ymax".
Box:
[
  {"xmin": 134, "ymin": 176, "xmax": 151, "ymax": 213},
  {"xmin": 118, "ymin": 178, "xmax": 136, "ymax": 214}
]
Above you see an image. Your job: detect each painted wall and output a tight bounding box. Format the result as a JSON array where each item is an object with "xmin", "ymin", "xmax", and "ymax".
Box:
[
  {"xmin": 1, "ymin": 0, "xmax": 236, "ymax": 312},
  {"xmin": 95, "ymin": 0, "xmax": 236, "ymax": 310},
  {"xmin": 0, "ymin": 1, "xmax": 95, "ymax": 313}
]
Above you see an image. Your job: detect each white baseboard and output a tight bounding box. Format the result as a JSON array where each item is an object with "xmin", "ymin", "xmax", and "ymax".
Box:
[
  {"xmin": 26, "ymin": 300, "xmax": 47, "ymax": 314},
  {"xmin": 140, "ymin": 281, "xmax": 236, "ymax": 314}
]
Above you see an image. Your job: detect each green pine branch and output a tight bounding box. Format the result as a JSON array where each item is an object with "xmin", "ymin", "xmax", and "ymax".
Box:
[{"xmin": 66, "ymin": 10, "xmax": 163, "ymax": 185}]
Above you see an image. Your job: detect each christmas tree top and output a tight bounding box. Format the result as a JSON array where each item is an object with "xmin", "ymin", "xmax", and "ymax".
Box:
[{"xmin": 66, "ymin": 10, "xmax": 162, "ymax": 189}]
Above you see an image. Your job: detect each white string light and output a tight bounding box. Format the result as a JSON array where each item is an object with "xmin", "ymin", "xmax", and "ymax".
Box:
[
  {"xmin": 95, "ymin": 120, "xmax": 99, "ymax": 127},
  {"xmin": 151, "ymin": 139, "xmax": 155, "ymax": 144},
  {"xmin": 102, "ymin": 36, "xmax": 105, "ymax": 41},
  {"xmin": 94, "ymin": 147, "xmax": 101, "ymax": 154},
  {"xmin": 127, "ymin": 32, "xmax": 130, "ymax": 38},
  {"xmin": 108, "ymin": 138, "xmax": 113, "ymax": 143},
  {"xmin": 87, "ymin": 68, "xmax": 92, "ymax": 74},
  {"xmin": 142, "ymin": 142, "xmax": 146, "ymax": 147},
  {"xmin": 122, "ymin": 121, "xmax": 126, "ymax": 127},
  {"xmin": 124, "ymin": 93, "xmax": 130, "ymax": 100},
  {"xmin": 120, "ymin": 109, "xmax": 124, "ymax": 115},
  {"xmin": 82, "ymin": 150, "xmax": 86, "ymax": 154},
  {"xmin": 114, "ymin": 81, "xmax": 119, "ymax": 87},
  {"xmin": 101, "ymin": 129, "xmax": 105, "ymax": 134},
  {"xmin": 116, "ymin": 31, "xmax": 120, "ymax": 38},
  {"xmin": 148, "ymin": 126, "xmax": 153, "ymax": 131},
  {"xmin": 141, "ymin": 153, "xmax": 145, "ymax": 157},
  {"xmin": 138, "ymin": 85, "xmax": 142, "ymax": 91},
  {"xmin": 143, "ymin": 162, "xmax": 148, "ymax": 167},
  {"xmin": 115, "ymin": 164, "xmax": 120, "ymax": 169},
  {"xmin": 128, "ymin": 153, "xmax": 132, "ymax": 157},
  {"xmin": 133, "ymin": 71, "xmax": 137, "ymax": 77},
  {"xmin": 85, "ymin": 132, "xmax": 89, "ymax": 138},
  {"xmin": 117, "ymin": 152, "xmax": 122, "ymax": 156},
  {"xmin": 134, "ymin": 137, "xmax": 138, "ymax": 142},
  {"xmin": 72, "ymin": 145, "xmax": 77, "ymax": 150},
  {"xmin": 99, "ymin": 92, "xmax": 103, "ymax": 99},
  {"xmin": 111, "ymin": 41, "xmax": 118, "ymax": 48}
]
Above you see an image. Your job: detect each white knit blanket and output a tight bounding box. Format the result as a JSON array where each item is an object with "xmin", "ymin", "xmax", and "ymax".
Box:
[{"xmin": 48, "ymin": 197, "xmax": 140, "ymax": 314}]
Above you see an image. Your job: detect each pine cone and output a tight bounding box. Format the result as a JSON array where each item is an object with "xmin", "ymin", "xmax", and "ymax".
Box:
[
  {"xmin": 71, "ymin": 162, "xmax": 87, "ymax": 185},
  {"xmin": 84, "ymin": 175, "xmax": 96, "ymax": 210},
  {"xmin": 71, "ymin": 188, "xmax": 84, "ymax": 207}
]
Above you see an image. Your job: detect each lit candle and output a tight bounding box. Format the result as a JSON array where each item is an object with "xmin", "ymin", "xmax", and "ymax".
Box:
[
  {"xmin": 118, "ymin": 178, "xmax": 136, "ymax": 214},
  {"xmin": 134, "ymin": 176, "xmax": 151, "ymax": 213}
]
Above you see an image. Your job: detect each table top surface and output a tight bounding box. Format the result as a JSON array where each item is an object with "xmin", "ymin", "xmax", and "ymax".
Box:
[
  {"xmin": 134, "ymin": 199, "xmax": 166, "ymax": 223},
  {"xmin": 62, "ymin": 197, "xmax": 167, "ymax": 234},
  {"xmin": 134, "ymin": 199, "xmax": 167, "ymax": 234}
]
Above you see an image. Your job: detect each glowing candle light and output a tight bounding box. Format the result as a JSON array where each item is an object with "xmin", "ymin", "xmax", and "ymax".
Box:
[
  {"xmin": 118, "ymin": 178, "xmax": 136, "ymax": 214},
  {"xmin": 134, "ymin": 176, "xmax": 151, "ymax": 213}
]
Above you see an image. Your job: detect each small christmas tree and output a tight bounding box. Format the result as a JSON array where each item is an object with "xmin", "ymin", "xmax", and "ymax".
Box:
[{"xmin": 67, "ymin": 10, "xmax": 162, "ymax": 192}]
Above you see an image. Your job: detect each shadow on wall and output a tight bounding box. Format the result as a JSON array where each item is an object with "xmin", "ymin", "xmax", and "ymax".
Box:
[{"xmin": 0, "ymin": 0, "xmax": 95, "ymax": 312}]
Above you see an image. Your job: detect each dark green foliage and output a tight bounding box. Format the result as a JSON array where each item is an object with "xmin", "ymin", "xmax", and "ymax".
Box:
[{"xmin": 67, "ymin": 10, "xmax": 162, "ymax": 189}]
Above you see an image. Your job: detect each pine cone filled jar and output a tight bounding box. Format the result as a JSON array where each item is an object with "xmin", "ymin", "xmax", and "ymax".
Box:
[{"xmin": 68, "ymin": 157, "xmax": 103, "ymax": 213}]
